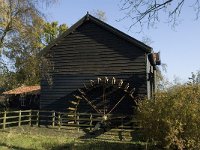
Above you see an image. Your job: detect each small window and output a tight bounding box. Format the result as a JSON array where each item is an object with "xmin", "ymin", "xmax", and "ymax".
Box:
[{"xmin": 20, "ymin": 95, "xmax": 26, "ymax": 106}]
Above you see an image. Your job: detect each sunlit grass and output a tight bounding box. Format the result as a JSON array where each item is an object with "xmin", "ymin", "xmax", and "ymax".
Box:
[
  {"xmin": 0, "ymin": 128, "xmax": 73, "ymax": 150},
  {"xmin": 0, "ymin": 126, "xmax": 148, "ymax": 150}
]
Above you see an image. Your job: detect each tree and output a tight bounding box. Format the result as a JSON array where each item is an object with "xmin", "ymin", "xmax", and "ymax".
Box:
[
  {"xmin": 91, "ymin": 10, "xmax": 107, "ymax": 22},
  {"xmin": 188, "ymin": 70, "xmax": 200, "ymax": 84},
  {"xmin": 42, "ymin": 21, "xmax": 68, "ymax": 45},
  {"xmin": 0, "ymin": 0, "xmax": 58, "ymax": 54},
  {"xmin": 138, "ymin": 84, "xmax": 200, "ymax": 149},
  {"xmin": 120, "ymin": 0, "xmax": 200, "ymax": 29},
  {"xmin": 2, "ymin": 20, "xmax": 67, "ymax": 88},
  {"xmin": 0, "ymin": 0, "xmax": 66, "ymax": 89}
]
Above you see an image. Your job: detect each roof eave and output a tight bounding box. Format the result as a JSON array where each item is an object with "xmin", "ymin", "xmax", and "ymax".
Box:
[
  {"xmin": 40, "ymin": 13, "xmax": 152, "ymax": 56},
  {"xmin": 40, "ymin": 15, "xmax": 88, "ymax": 56},
  {"xmin": 88, "ymin": 15, "xmax": 152, "ymax": 53}
]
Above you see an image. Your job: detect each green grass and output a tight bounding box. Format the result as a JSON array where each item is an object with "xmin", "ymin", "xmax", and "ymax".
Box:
[
  {"xmin": 0, "ymin": 128, "xmax": 71, "ymax": 150},
  {"xmin": 0, "ymin": 126, "xmax": 150, "ymax": 150}
]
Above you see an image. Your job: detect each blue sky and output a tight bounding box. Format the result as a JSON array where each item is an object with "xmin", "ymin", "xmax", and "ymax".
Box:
[{"xmin": 42, "ymin": 0, "xmax": 200, "ymax": 82}]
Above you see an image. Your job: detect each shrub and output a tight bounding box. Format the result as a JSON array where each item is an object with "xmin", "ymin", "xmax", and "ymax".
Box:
[{"xmin": 137, "ymin": 84, "xmax": 200, "ymax": 149}]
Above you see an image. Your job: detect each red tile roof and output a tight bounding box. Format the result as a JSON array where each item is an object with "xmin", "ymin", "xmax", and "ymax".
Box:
[{"xmin": 3, "ymin": 85, "xmax": 40, "ymax": 95}]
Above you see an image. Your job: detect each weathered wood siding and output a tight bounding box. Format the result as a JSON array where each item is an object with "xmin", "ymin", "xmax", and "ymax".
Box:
[{"xmin": 40, "ymin": 21, "xmax": 148, "ymax": 111}]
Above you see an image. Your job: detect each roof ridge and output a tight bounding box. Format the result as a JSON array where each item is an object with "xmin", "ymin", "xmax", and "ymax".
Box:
[{"xmin": 40, "ymin": 12, "xmax": 152, "ymax": 55}]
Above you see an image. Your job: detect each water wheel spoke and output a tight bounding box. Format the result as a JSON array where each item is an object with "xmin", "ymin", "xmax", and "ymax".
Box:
[
  {"xmin": 107, "ymin": 94, "xmax": 126, "ymax": 114},
  {"xmin": 80, "ymin": 94, "xmax": 102, "ymax": 114}
]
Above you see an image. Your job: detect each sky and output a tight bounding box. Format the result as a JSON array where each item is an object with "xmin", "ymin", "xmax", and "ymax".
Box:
[{"xmin": 42, "ymin": 0, "xmax": 200, "ymax": 83}]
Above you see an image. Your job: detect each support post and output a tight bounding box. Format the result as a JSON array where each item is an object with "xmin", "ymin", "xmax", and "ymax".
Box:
[
  {"xmin": 36, "ymin": 110, "xmax": 39, "ymax": 126},
  {"xmin": 90, "ymin": 113, "xmax": 93, "ymax": 131},
  {"xmin": 77, "ymin": 113, "xmax": 79, "ymax": 132},
  {"xmin": 58, "ymin": 112, "xmax": 61, "ymax": 130},
  {"xmin": 52, "ymin": 111, "xmax": 55, "ymax": 127},
  {"xmin": 29, "ymin": 110, "xmax": 32, "ymax": 126},
  {"xmin": 121, "ymin": 116, "xmax": 124, "ymax": 130},
  {"xmin": 18, "ymin": 110, "xmax": 21, "ymax": 127},
  {"xmin": 3, "ymin": 111, "xmax": 6, "ymax": 129}
]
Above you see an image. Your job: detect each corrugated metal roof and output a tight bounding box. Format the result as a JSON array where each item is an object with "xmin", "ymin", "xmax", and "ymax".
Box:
[{"xmin": 3, "ymin": 85, "xmax": 40, "ymax": 95}]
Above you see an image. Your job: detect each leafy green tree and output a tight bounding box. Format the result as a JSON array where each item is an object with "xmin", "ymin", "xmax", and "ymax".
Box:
[
  {"xmin": 0, "ymin": 62, "xmax": 11, "ymax": 90},
  {"xmin": 2, "ymin": 20, "xmax": 67, "ymax": 88},
  {"xmin": 43, "ymin": 22, "xmax": 68, "ymax": 45},
  {"xmin": 0, "ymin": 0, "xmax": 58, "ymax": 52},
  {"xmin": 0, "ymin": 0, "xmax": 60, "ymax": 89}
]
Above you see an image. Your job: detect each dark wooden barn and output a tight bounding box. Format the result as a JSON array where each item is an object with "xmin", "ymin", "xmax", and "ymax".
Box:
[
  {"xmin": 40, "ymin": 13, "xmax": 160, "ymax": 115},
  {"xmin": 2, "ymin": 86, "xmax": 40, "ymax": 110}
]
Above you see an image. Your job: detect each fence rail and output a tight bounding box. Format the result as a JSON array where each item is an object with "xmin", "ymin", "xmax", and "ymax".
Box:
[{"xmin": 0, "ymin": 110, "xmax": 141, "ymax": 130}]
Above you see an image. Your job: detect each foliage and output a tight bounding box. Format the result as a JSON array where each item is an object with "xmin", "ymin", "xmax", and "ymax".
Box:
[
  {"xmin": 0, "ymin": 62, "xmax": 17, "ymax": 89},
  {"xmin": 0, "ymin": 0, "xmax": 57, "ymax": 51},
  {"xmin": 188, "ymin": 70, "xmax": 200, "ymax": 84},
  {"xmin": 120, "ymin": 0, "xmax": 200, "ymax": 30},
  {"xmin": 0, "ymin": 0, "xmax": 64, "ymax": 89},
  {"xmin": 43, "ymin": 21, "xmax": 68, "ymax": 45},
  {"xmin": 137, "ymin": 84, "xmax": 200, "ymax": 149},
  {"xmin": 91, "ymin": 10, "xmax": 107, "ymax": 22},
  {"xmin": 0, "ymin": 20, "xmax": 67, "ymax": 89},
  {"xmin": 155, "ymin": 63, "xmax": 170, "ymax": 91}
]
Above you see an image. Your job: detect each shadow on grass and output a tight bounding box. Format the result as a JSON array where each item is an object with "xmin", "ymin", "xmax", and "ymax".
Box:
[
  {"xmin": 79, "ymin": 128, "xmax": 108, "ymax": 140},
  {"xmin": 51, "ymin": 128, "xmax": 153, "ymax": 150},
  {"xmin": 0, "ymin": 143, "xmax": 35, "ymax": 150},
  {"xmin": 79, "ymin": 128, "xmax": 143, "ymax": 142},
  {"xmin": 50, "ymin": 141, "xmax": 146, "ymax": 150}
]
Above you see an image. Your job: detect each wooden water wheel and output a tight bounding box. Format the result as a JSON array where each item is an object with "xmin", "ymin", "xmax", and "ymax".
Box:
[{"xmin": 67, "ymin": 77, "xmax": 138, "ymax": 129}]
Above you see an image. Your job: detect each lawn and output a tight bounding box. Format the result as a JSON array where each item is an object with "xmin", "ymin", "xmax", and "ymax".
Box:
[{"xmin": 0, "ymin": 126, "xmax": 149, "ymax": 150}]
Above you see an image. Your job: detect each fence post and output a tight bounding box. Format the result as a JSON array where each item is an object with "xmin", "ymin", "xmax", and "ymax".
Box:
[
  {"xmin": 52, "ymin": 111, "xmax": 55, "ymax": 127},
  {"xmin": 58, "ymin": 112, "xmax": 61, "ymax": 130},
  {"xmin": 90, "ymin": 113, "xmax": 93, "ymax": 131},
  {"xmin": 121, "ymin": 116, "xmax": 124, "ymax": 130},
  {"xmin": 18, "ymin": 110, "xmax": 21, "ymax": 127},
  {"xmin": 3, "ymin": 111, "xmax": 6, "ymax": 129},
  {"xmin": 77, "ymin": 113, "xmax": 79, "ymax": 132},
  {"xmin": 36, "ymin": 110, "xmax": 39, "ymax": 126},
  {"xmin": 29, "ymin": 110, "xmax": 32, "ymax": 126}
]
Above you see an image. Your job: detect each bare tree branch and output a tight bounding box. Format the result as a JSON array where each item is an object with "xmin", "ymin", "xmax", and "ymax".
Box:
[
  {"xmin": 193, "ymin": 0, "xmax": 200, "ymax": 20},
  {"xmin": 120, "ymin": 0, "xmax": 200, "ymax": 30}
]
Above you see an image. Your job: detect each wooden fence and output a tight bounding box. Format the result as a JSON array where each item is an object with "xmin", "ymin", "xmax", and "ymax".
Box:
[{"xmin": 0, "ymin": 110, "xmax": 141, "ymax": 130}]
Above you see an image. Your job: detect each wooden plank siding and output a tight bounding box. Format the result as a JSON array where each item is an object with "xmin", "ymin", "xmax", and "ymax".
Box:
[{"xmin": 40, "ymin": 20, "xmax": 149, "ymax": 111}]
